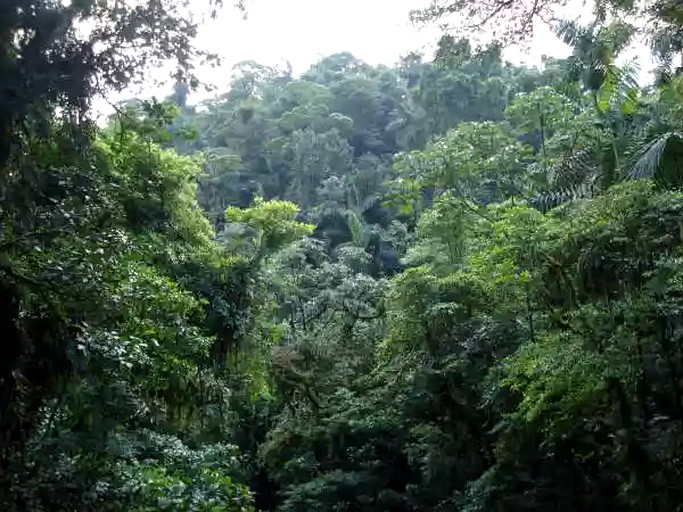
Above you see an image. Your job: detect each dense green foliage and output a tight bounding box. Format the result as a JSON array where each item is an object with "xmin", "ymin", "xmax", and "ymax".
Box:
[{"xmin": 6, "ymin": 0, "xmax": 683, "ymax": 510}]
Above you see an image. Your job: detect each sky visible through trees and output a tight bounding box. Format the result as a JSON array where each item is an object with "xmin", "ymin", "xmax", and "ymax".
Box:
[{"xmin": 99, "ymin": 0, "xmax": 657, "ymax": 115}]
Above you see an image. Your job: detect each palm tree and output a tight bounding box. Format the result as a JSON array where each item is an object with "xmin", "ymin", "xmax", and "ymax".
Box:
[{"xmin": 531, "ymin": 20, "xmax": 644, "ymax": 210}]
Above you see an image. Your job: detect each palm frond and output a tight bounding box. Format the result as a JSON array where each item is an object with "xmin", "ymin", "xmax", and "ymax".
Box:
[
  {"xmin": 530, "ymin": 148, "xmax": 601, "ymax": 212},
  {"xmin": 554, "ymin": 20, "xmax": 585, "ymax": 48},
  {"xmin": 628, "ymin": 132, "xmax": 683, "ymax": 185},
  {"xmin": 347, "ymin": 211, "xmax": 364, "ymax": 247},
  {"xmin": 530, "ymin": 183, "xmax": 597, "ymax": 212},
  {"xmin": 554, "ymin": 148, "xmax": 601, "ymax": 184},
  {"xmin": 596, "ymin": 60, "xmax": 640, "ymax": 114}
]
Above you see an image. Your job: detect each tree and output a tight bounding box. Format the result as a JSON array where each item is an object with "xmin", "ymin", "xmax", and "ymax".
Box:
[
  {"xmin": 285, "ymin": 128, "xmax": 353, "ymax": 210},
  {"xmin": 409, "ymin": 0, "xmax": 571, "ymax": 43},
  {"xmin": 224, "ymin": 197, "xmax": 315, "ymax": 258},
  {"xmin": 0, "ymin": 120, "xmax": 255, "ymax": 510},
  {"xmin": 0, "ymin": 0, "xmax": 236, "ymax": 165},
  {"xmin": 78, "ymin": 23, "xmax": 683, "ymax": 512}
]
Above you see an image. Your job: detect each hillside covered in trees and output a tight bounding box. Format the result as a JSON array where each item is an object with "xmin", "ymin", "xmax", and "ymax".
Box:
[{"xmin": 4, "ymin": 0, "xmax": 683, "ymax": 510}]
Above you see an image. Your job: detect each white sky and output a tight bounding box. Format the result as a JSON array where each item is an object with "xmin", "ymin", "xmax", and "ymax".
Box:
[
  {"xmin": 196, "ymin": 0, "xmax": 572, "ymax": 72},
  {"xmin": 99, "ymin": 0, "xmax": 655, "ymax": 113}
]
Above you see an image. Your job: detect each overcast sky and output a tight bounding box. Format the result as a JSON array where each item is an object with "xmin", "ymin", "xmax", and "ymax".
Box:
[
  {"xmin": 99, "ymin": 0, "xmax": 654, "ymax": 114},
  {"xmin": 195, "ymin": 0, "xmax": 571, "ymax": 72}
]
